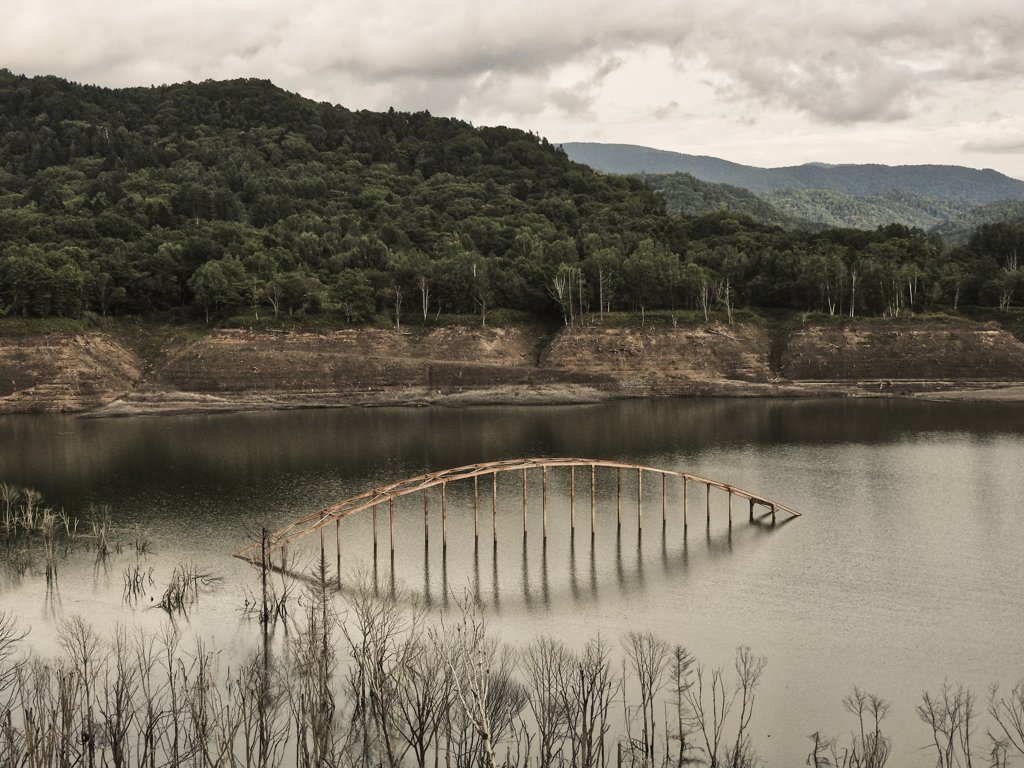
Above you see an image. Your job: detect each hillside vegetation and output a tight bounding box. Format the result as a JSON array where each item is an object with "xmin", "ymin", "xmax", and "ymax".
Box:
[
  {"xmin": 564, "ymin": 141, "xmax": 1024, "ymax": 236},
  {"xmin": 930, "ymin": 200, "xmax": 1024, "ymax": 245},
  {"xmin": 759, "ymin": 188, "xmax": 975, "ymax": 230},
  {"xmin": 1, "ymin": 71, "xmax": 1024, "ymax": 328},
  {"xmin": 640, "ymin": 173, "xmax": 811, "ymax": 229}
]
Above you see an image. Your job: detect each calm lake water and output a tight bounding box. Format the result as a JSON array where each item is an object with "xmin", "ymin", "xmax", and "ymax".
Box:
[{"xmin": 3, "ymin": 398, "xmax": 1024, "ymax": 767}]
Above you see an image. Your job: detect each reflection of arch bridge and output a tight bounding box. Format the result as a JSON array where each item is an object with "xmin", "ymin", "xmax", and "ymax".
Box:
[{"xmin": 235, "ymin": 458, "xmax": 800, "ymax": 566}]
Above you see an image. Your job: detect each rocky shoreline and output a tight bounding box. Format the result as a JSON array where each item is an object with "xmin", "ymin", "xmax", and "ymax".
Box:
[{"xmin": 4, "ymin": 322, "xmax": 1024, "ymax": 417}]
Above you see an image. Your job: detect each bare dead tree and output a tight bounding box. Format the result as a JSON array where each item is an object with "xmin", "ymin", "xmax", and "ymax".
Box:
[
  {"xmin": 341, "ymin": 577, "xmax": 424, "ymax": 768},
  {"xmin": 917, "ymin": 681, "xmax": 976, "ymax": 768},
  {"xmin": 418, "ymin": 275, "xmax": 431, "ymax": 321},
  {"xmin": 698, "ymin": 275, "xmax": 714, "ymax": 323},
  {"xmin": 234, "ymin": 649, "xmax": 289, "ymax": 768},
  {"xmin": 561, "ymin": 635, "xmax": 619, "ymax": 768},
  {"xmin": 684, "ymin": 646, "xmax": 766, "ymax": 768},
  {"xmin": 843, "ymin": 688, "xmax": 890, "ymax": 768},
  {"xmin": 181, "ymin": 639, "xmax": 247, "ymax": 768},
  {"xmin": 668, "ymin": 645, "xmax": 697, "ymax": 767},
  {"xmin": 726, "ymin": 645, "xmax": 766, "ymax": 768},
  {"xmin": 431, "ymin": 593, "xmax": 527, "ymax": 768},
  {"xmin": 0, "ymin": 483, "xmax": 20, "ymax": 538},
  {"xmin": 549, "ymin": 272, "xmax": 571, "ymax": 326},
  {"xmin": 97, "ymin": 625, "xmax": 139, "ymax": 768},
  {"xmin": 288, "ymin": 552, "xmax": 342, "ymax": 768},
  {"xmin": 807, "ymin": 688, "xmax": 891, "ymax": 768},
  {"xmin": 0, "ymin": 611, "xmax": 26, "ymax": 711},
  {"xmin": 391, "ymin": 282, "xmax": 405, "ymax": 331},
  {"xmin": 58, "ymin": 616, "xmax": 102, "ymax": 768},
  {"xmin": 132, "ymin": 628, "xmax": 164, "ymax": 768},
  {"xmin": 623, "ymin": 630, "xmax": 672, "ymax": 762},
  {"xmin": 987, "ymin": 680, "xmax": 1024, "ymax": 763},
  {"xmin": 716, "ymin": 278, "xmax": 733, "ymax": 326},
  {"xmin": 397, "ymin": 634, "xmax": 453, "ymax": 768},
  {"xmin": 521, "ymin": 635, "xmax": 572, "ymax": 768}
]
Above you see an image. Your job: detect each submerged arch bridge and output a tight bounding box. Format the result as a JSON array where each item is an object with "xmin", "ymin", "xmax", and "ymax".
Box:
[{"xmin": 235, "ymin": 458, "xmax": 800, "ymax": 566}]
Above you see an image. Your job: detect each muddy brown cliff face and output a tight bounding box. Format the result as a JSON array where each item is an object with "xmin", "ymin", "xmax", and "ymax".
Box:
[
  {"xmin": 3, "ymin": 322, "xmax": 1024, "ymax": 415},
  {"xmin": 0, "ymin": 334, "xmax": 144, "ymax": 413}
]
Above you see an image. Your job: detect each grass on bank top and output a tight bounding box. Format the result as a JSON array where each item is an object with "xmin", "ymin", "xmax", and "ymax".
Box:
[{"xmin": 2, "ymin": 306, "xmax": 1023, "ymax": 345}]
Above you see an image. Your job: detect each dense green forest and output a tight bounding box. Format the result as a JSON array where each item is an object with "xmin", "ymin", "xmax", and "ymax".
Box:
[
  {"xmin": 930, "ymin": 200, "xmax": 1024, "ymax": 245},
  {"xmin": 1, "ymin": 70, "xmax": 1024, "ymax": 324},
  {"xmin": 758, "ymin": 188, "xmax": 975, "ymax": 231},
  {"xmin": 639, "ymin": 173, "xmax": 808, "ymax": 228}
]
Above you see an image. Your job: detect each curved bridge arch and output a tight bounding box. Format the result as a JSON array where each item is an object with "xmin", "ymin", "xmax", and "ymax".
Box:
[{"xmin": 235, "ymin": 458, "xmax": 800, "ymax": 564}]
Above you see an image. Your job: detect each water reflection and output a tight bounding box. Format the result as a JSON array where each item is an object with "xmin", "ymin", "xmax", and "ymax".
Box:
[
  {"xmin": 423, "ymin": 542, "xmax": 431, "ymax": 607},
  {"xmin": 6, "ymin": 400, "xmax": 1024, "ymax": 768},
  {"xmin": 520, "ymin": 534, "xmax": 532, "ymax": 608},
  {"xmin": 5, "ymin": 399, "xmax": 1024, "ymax": 518},
  {"xmin": 568, "ymin": 533, "xmax": 579, "ymax": 603},
  {"xmin": 491, "ymin": 542, "xmax": 499, "ymax": 608},
  {"xmin": 250, "ymin": 491, "xmax": 782, "ymax": 616}
]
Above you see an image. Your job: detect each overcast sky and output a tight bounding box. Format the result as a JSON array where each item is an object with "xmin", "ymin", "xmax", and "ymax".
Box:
[{"xmin": 6, "ymin": 0, "xmax": 1024, "ymax": 179}]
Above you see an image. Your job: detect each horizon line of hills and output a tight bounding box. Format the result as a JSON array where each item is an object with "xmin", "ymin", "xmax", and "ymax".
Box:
[
  {"xmin": 560, "ymin": 142, "xmax": 1024, "ymax": 241},
  {"xmin": 2, "ymin": 69, "xmax": 1023, "ymax": 323}
]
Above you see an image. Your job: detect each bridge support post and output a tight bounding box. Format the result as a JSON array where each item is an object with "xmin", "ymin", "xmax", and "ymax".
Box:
[
  {"xmin": 590, "ymin": 465, "xmax": 596, "ymax": 534},
  {"xmin": 493, "ymin": 471, "xmax": 498, "ymax": 543},
  {"xmin": 390, "ymin": 497, "xmax": 395, "ymax": 552},
  {"xmin": 474, "ymin": 476, "xmax": 479, "ymax": 540},
  {"xmin": 336, "ymin": 520, "xmax": 341, "ymax": 587},
  {"xmin": 728, "ymin": 489, "xmax": 733, "ymax": 527},
  {"xmin": 571, "ymin": 466, "xmax": 576, "ymax": 531},
  {"xmin": 662, "ymin": 473, "xmax": 667, "ymax": 525},
  {"xmin": 771, "ymin": 503, "xmax": 777, "ymax": 525},
  {"xmin": 637, "ymin": 468, "xmax": 642, "ymax": 531},
  {"xmin": 373, "ymin": 503, "xmax": 378, "ymax": 548},
  {"xmin": 683, "ymin": 478, "xmax": 688, "ymax": 529},
  {"xmin": 424, "ymin": 488, "xmax": 429, "ymax": 543},
  {"xmin": 543, "ymin": 466, "xmax": 548, "ymax": 539},
  {"xmin": 749, "ymin": 498, "xmax": 754, "ymax": 522},
  {"xmin": 442, "ymin": 482, "xmax": 447, "ymax": 548},
  {"xmin": 522, "ymin": 468, "xmax": 528, "ymax": 534},
  {"xmin": 706, "ymin": 483, "xmax": 711, "ymax": 527},
  {"xmin": 617, "ymin": 468, "xmax": 622, "ymax": 527}
]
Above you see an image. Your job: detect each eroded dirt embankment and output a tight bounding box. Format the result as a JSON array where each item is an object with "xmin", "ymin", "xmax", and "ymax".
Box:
[{"xmin": 3, "ymin": 321, "xmax": 1024, "ymax": 416}]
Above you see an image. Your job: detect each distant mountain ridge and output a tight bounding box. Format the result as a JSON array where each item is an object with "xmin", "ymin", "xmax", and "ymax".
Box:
[
  {"xmin": 560, "ymin": 142, "xmax": 1024, "ymax": 204},
  {"xmin": 561, "ymin": 143, "xmax": 758, "ymax": 185}
]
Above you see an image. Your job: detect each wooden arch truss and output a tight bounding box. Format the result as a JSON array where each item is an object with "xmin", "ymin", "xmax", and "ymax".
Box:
[{"xmin": 234, "ymin": 458, "xmax": 800, "ymax": 566}]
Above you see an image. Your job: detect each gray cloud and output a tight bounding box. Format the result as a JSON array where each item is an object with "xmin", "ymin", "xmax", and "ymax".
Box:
[
  {"xmin": 964, "ymin": 138, "xmax": 1024, "ymax": 154},
  {"xmin": 652, "ymin": 101, "xmax": 680, "ymax": 120},
  {"xmin": 4, "ymin": 0, "xmax": 1024, "ymax": 128}
]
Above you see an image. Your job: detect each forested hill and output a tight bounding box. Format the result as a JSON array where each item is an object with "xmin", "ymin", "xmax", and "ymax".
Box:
[
  {"xmin": 2, "ymin": 70, "xmax": 1024, "ymax": 323},
  {"xmin": 561, "ymin": 142, "xmax": 1024, "ymax": 203},
  {"xmin": 0, "ymin": 70, "xmax": 681, "ymax": 319}
]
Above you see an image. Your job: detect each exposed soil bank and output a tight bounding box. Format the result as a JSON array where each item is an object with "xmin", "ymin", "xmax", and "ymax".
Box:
[{"xmin": 4, "ymin": 321, "xmax": 1024, "ymax": 416}]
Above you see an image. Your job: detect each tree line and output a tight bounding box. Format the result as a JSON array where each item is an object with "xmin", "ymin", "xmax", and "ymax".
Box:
[{"xmin": 1, "ymin": 71, "xmax": 1023, "ymax": 326}]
